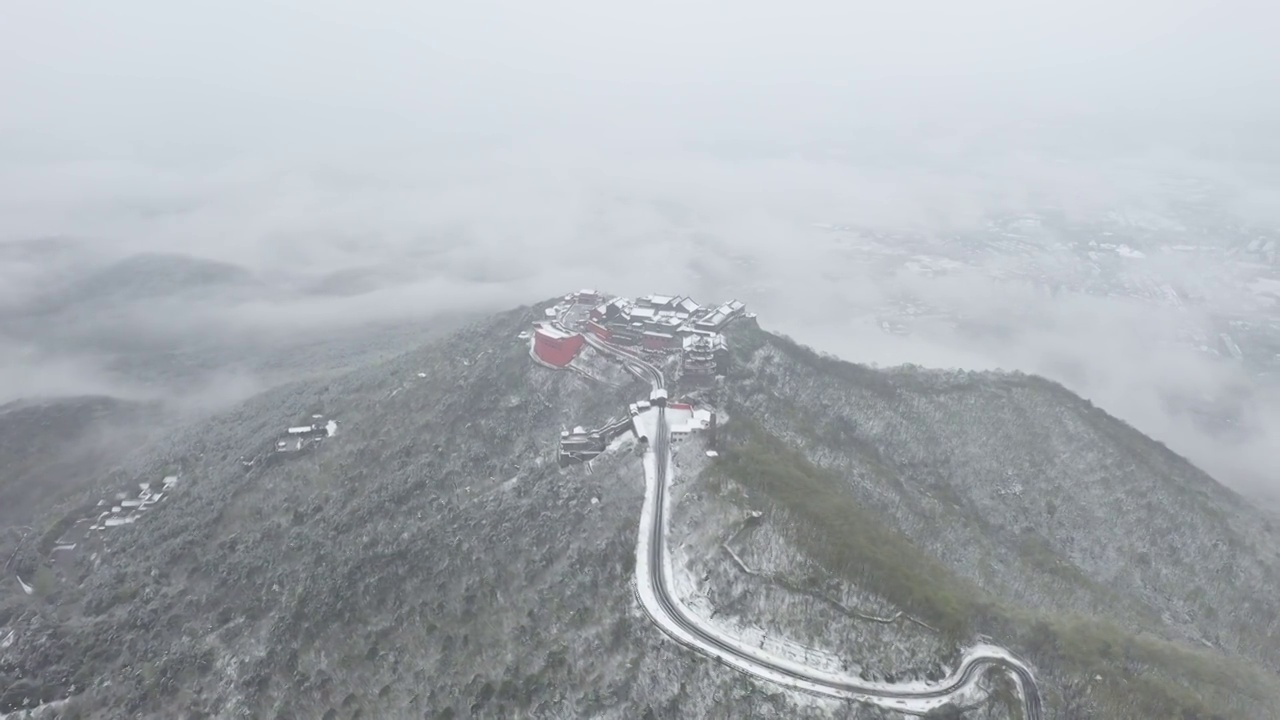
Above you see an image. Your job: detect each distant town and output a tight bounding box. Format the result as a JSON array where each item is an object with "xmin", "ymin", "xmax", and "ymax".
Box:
[{"xmin": 525, "ymin": 290, "xmax": 748, "ymax": 467}]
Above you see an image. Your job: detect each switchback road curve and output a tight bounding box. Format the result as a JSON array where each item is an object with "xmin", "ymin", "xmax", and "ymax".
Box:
[{"xmin": 579, "ymin": 329, "xmax": 1043, "ymax": 718}]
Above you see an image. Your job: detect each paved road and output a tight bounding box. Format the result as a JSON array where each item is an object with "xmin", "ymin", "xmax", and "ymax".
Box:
[{"xmin": 576, "ymin": 323, "xmax": 1044, "ymax": 717}]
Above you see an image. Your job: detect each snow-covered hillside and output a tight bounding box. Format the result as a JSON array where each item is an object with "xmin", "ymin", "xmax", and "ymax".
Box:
[{"xmin": 3, "ymin": 303, "xmax": 1278, "ymax": 718}]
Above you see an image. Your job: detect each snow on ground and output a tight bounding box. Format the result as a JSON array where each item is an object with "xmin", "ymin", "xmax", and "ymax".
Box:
[
  {"xmin": 0, "ymin": 697, "xmax": 73, "ymax": 720},
  {"xmin": 675, "ymin": 559, "xmax": 850, "ymax": 675},
  {"xmin": 634, "ymin": 450, "xmax": 863, "ymax": 700},
  {"xmin": 581, "ymin": 320, "xmax": 1035, "ymax": 713},
  {"xmin": 667, "ymin": 446, "xmax": 851, "ymax": 679},
  {"xmin": 568, "ymin": 345, "xmax": 634, "ymax": 386},
  {"xmin": 633, "ymin": 434, "xmax": 1021, "ymax": 714},
  {"xmin": 607, "ymin": 432, "xmax": 636, "ymax": 454},
  {"xmin": 1249, "ymin": 276, "xmax": 1280, "ymax": 302},
  {"xmin": 632, "ymin": 406, "xmax": 660, "ymax": 443}
]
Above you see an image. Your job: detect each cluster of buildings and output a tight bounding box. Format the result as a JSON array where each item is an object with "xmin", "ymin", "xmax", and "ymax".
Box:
[
  {"xmin": 40, "ymin": 474, "xmax": 182, "ymax": 573},
  {"xmin": 237, "ymin": 415, "xmax": 340, "ymax": 471},
  {"xmin": 88, "ymin": 475, "xmax": 179, "ymax": 531},
  {"xmin": 586, "ymin": 294, "xmax": 745, "ymax": 351},
  {"xmin": 628, "ymin": 390, "xmax": 717, "ymax": 444},
  {"xmin": 536, "ymin": 290, "xmax": 743, "ymax": 468},
  {"xmin": 530, "ymin": 290, "xmax": 747, "ymax": 384},
  {"xmin": 557, "ymin": 416, "xmax": 633, "ymax": 467},
  {"xmin": 558, "ymin": 387, "xmax": 720, "ymax": 468}
]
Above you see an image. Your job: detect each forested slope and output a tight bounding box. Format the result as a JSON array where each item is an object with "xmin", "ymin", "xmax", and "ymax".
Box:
[{"xmin": 709, "ymin": 319, "xmax": 1280, "ymax": 717}]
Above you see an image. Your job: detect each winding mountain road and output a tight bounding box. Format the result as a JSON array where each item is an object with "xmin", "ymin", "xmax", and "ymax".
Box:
[{"xmin": 579, "ymin": 331, "xmax": 1043, "ymax": 718}]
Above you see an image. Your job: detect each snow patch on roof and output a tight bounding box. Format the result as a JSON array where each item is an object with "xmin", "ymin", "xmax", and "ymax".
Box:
[
  {"xmin": 631, "ymin": 406, "xmax": 660, "ymax": 442},
  {"xmin": 535, "ymin": 323, "xmax": 574, "ymax": 340}
]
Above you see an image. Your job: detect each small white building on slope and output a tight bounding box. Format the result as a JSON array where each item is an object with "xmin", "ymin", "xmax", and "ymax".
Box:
[{"xmin": 629, "ymin": 400, "xmax": 714, "ymax": 445}]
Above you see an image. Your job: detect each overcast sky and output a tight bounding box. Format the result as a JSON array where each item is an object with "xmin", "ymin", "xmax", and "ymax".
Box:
[
  {"xmin": 4, "ymin": 1, "xmax": 1279, "ymax": 158},
  {"xmin": 2, "ymin": 1, "xmax": 1279, "ymax": 498},
  {"xmin": 3, "ymin": 0, "xmax": 1279, "ymax": 250}
]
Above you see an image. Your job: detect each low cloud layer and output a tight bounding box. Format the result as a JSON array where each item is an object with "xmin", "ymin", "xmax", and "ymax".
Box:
[{"xmin": 2, "ymin": 1, "xmax": 1278, "ymax": 499}]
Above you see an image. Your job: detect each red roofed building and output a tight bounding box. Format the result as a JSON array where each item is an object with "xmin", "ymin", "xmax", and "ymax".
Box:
[
  {"xmin": 533, "ymin": 324, "xmax": 584, "ymax": 367},
  {"xmin": 586, "ymin": 319, "xmax": 612, "ymax": 341}
]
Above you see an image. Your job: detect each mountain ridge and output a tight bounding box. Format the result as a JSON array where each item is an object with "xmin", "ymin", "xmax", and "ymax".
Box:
[
  {"xmin": 1, "ymin": 300, "xmax": 1276, "ymax": 718},
  {"xmin": 710, "ymin": 319, "xmax": 1280, "ymax": 716}
]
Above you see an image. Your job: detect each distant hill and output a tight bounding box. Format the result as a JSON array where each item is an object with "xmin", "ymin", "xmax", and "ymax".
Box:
[
  {"xmin": 0, "ymin": 237, "xmax": 105, "ymax": 310},
  {"xmin": 0, "ymin": 395, "xmax": 162, "ymax": 529},
  {"xmin": 0, "ymin": 251, "xmax": 264, "ymax": 346},
  {"xmin": 27, "ymin": 252, "xmax": 261, "ymax": 312},
  {"xmin": 0, "ymin": 237, "xmax": 93, "ymax": 265},
  {"xmin": 301, "ymin": 264, "xmax": 420, "ymax": 298}
]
